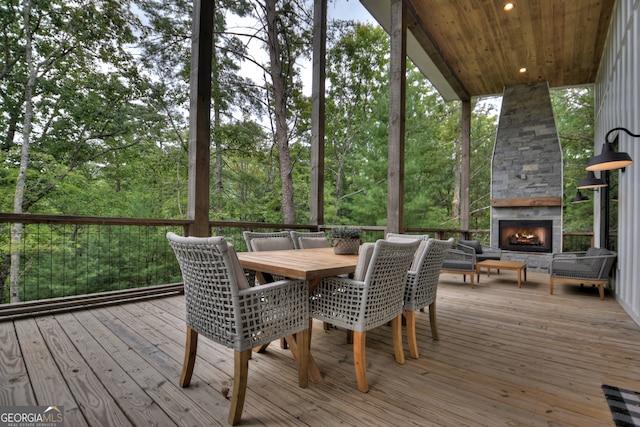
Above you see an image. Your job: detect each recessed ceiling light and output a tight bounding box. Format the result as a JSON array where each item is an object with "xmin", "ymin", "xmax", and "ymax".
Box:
[
  {"xmin": 504, "ymin": 2, "xmax": 515, "ymax": 11},
  {"xmin": 519, "ymin": 67, "xmax": 527, "ymax": 73}
]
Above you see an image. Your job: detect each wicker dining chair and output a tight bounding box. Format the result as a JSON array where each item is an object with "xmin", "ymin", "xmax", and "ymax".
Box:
[
  {"xmin": 309, "ymin": 239, "xmax": 420, "ymax": 393},
  {"xmin": 242, "ymin": 230, "xmax": 295, "ymax": 282},
  {"xmin": 403, "ymin": 238, "xmax": 454, "ymax": 358},
  {"xmin": 166, "ymin": 232, "xmax": 309, "ymax": 425}
]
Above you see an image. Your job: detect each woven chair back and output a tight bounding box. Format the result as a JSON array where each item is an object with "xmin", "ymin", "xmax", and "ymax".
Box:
[
  {"xmin": 357, "ymin": 239, "xmax": 421, "ymax": 330},
  {"xmin": 404, "ymin": 238, "xmax": 454, "ymax": 311}
]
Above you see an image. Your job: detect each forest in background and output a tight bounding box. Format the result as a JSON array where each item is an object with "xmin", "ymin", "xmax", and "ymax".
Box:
[
  {"xmin": 1, "ymin": 0, "xmax": 598, "ymax": 302},
  {"xmin": 0, "ymin": 0, "xmax": 596, "ymax": 228}
]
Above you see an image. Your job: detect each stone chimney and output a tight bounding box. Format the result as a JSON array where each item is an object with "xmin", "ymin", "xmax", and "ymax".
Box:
[{"xmin": 490, "ymin": 82, "xmax": 563, "ymax": 270}]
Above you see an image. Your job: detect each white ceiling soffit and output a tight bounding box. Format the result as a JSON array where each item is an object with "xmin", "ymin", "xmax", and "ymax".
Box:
[{"xmin": 360, "ymin": 0, "xmax": 460, "ymax": 102}]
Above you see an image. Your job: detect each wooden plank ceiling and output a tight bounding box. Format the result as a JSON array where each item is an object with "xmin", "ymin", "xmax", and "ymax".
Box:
[{"xmin": 362, "ymin": 0, "xmax": 615, "ymax": 100}]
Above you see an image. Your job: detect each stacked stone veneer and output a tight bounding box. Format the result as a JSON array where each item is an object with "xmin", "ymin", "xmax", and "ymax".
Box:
[{"xmin": 490, "ymin": 82, "xmax": 563, "ymax": 271}]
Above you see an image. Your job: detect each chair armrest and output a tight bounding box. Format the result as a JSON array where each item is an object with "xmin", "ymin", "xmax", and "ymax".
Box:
[
  {"xmin": 552, "ymin": 251, "xmax": 586, "ymax": 259},
  {"xmin": 240, "ymin": 278, "xmax": 308, "ymax": 301},
  {"xmin": 237, "ymin": 279, "xmax": 309, "ymax": 348},
  {"xmin": 309, "ymin": 276, "xmax": 366, "ymax": 329},
  {"xmin": 445, "ymin": 248, "xmax": 476, "ymax": 262},
  {"xmin": 456, "ymin": 243, "xmax": 476, "ymax": 256},
  {"xmin": 311, "ymin": 276, "xmax": 366, "ymax": 296}
]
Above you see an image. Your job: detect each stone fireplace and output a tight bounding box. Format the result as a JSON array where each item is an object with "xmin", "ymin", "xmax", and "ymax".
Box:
[{"xmin": 490, "ymin": 82, "xmax": 563, "ymax": 270}]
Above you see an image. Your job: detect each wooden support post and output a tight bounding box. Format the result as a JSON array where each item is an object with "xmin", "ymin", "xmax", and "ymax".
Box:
[
  {"xmin": 387, "ymin": 0, "xmax": 407, "ymax": 234},
  {"xmin": 187, "ymin": 0, "xmax": 213, "ymax": 237},
  {"xmin": 460, "ymin": 100, "xmax": 471, "ymax": 231},
  {"xmin": 310, "ymin": 0, "xmax": 327, "ymax": 226}
]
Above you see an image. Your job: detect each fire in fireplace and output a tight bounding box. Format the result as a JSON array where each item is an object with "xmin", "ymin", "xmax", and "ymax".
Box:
[{"xmin": 498, "ymin": 220, "xmax": 553, "ymax": 253}]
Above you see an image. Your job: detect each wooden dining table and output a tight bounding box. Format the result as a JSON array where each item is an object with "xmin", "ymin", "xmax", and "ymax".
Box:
[{"xmin": 237, "ymin": 247, "xmax": 359, "ymax": 383}]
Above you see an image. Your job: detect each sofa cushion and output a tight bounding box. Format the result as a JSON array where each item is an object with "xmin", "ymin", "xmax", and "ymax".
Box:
[
  {"xmin": 552, "ymin": 261, "xmax": 600, "ymax": 279},
  {"xmin": 227, "ymin": 244, "xmax": 251, "ymax": 290},
  {"xmin": 585, "ymin": 247, "xmax": 611, "ymax": 257},
  {"xmin": 354, "ymin": 242, "xmax": 375, "ymax": 281},
  {"xmin": 477, "ymin": 253, "xmax": 501, "ymax": 261}
]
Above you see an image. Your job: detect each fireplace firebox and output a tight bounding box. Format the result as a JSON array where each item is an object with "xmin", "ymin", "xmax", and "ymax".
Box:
[{"xmin": 498, "ymin": 220, "xmax": 553, "ymax": 253}]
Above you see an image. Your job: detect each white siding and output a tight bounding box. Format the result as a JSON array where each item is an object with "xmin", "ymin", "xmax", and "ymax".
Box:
[{"xmin": 594, "ymin": 0, "xmax": 640, "ymax": 325}]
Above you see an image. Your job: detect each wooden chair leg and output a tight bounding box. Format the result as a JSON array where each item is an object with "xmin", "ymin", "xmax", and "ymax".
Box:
[
  {"xmin": 391, "ymin": 315, "xmax": 405, "ymax": 365},
  {"xmin": 429, "ymin": 301, "xmax": 439, "ymax": 340},
  {"xmin": 346, "ymin": 329, "xmax": 353, "ymax": 344},
  {"xmin": 598, "ymin": 284, "xmax": 605, "ymax": 299},
  {"xmin": 180, "ymin": 327, "xmax": 198, "ymax": 387},
  {"xmin": 353, "ymin": 331, "xmax": 368, "ymax": 393},
  {"xmin": 229, "ymin": 350, "xmax": 251, "ymax": 425},
  {"xmin": 405, "ymin": 310, "xmax": 419, "ymax": 359},
  {"xmin": 550, "ymin": 277, "xmax": 554, "ymax": 295}
]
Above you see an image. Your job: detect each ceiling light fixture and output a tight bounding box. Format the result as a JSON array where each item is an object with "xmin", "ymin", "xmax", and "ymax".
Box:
[
  {"xmin": 586, "ymin": 127, "xmax": 639, "ymax": 171},
  {"xmin": 503, "ymin": 2, "xmax": 515, "ymax": 11},
  {"xmin": 519, "ymin": 67, "xmax": 527, "ymax": 73}
]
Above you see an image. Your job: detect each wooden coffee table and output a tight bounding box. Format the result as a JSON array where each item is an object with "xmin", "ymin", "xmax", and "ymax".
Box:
[{"xmin": 476, "ymin": 260, "xmax": 527, "ymax": 288}]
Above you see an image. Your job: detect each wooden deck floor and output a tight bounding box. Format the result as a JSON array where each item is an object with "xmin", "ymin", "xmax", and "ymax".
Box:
[{"xmin": 2, "ymin": 271, "xmax": 639, "ymax": 426}]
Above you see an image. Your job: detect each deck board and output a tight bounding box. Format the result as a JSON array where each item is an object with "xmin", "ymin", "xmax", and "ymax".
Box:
[{"xmin": 2, "ymin": 271, "xmax": 639, "ymax": 426}]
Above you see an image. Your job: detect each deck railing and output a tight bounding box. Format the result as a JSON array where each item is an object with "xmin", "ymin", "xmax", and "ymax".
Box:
[{"xmin": 0, "ymin": 213, "xmax": 596, "ymax": 314}]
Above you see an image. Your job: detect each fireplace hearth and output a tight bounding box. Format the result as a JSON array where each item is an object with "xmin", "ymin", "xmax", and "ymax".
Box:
[{"xmin": 499, "ymin": 220, "xmax": 553, "ymax": 253}]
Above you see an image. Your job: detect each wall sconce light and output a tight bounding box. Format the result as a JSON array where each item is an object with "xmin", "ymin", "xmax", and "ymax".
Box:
[
  {"xmin": 586, "ymin": 127, "xmax": 639, "ymax": 171},
  {"xmin": 570, "ymin": 190, "xmax": 590, "ymax": 204},
  {"xmin": 577, "ymin": 171, "xmax": 607, "ymax": 189}
]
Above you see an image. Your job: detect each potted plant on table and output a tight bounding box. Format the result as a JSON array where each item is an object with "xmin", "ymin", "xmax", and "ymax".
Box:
[{"xmin": 331, "ymin": 226, "xmax": 362, "ymax": 255}]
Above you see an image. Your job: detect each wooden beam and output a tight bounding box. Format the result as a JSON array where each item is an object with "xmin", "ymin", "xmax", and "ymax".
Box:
[
  {"xmin": 404, "ymin": 1, "xmax": 470, "ymax": 101},
  {"xmin": 310, "ymin": 0, "xmax": 327, "ymax": 226},
  {"xmin": 387, "ymin": 0, "xmax": 407, "ymax": 234},
  {"xmin": 187, "ymin": 0, "xmax": 214, "ymax": 237},
  {"xmin": 491, "ymin": 197, "xmax": 562, "ymax": 207}
]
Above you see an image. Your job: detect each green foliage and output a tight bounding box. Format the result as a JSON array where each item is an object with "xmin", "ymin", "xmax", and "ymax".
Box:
[
  {"xmin": 0, "ymin": 8, "xmax": 598, "ymax": 303},
  {"xmin": 551, "ymin": 87, "xmax": 596, "ymax": 232},
  {"xmin": 330, "ymin": 226, "xmax": 362, "ymax": 239}
]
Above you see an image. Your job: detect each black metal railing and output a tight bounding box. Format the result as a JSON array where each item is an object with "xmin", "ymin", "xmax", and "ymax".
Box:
[{"xmin": 0, "ymin": 213, "xmax": 598, "ymax": 312}]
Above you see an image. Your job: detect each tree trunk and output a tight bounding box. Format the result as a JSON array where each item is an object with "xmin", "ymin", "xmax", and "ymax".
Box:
[
  {"xmin": 212, "ymin": 2, "xmax": 224, "ymax": 216},
  {"xmin": 452, "ymin": 136, "xmax": 461, "ymax": 226},
  {"xmin": 265, "ymin": 0, "xmax": 296, "ymax": 224},
  {"xmin": 10, "ymin": 0, "xmax": 36, "ymax": 303}
]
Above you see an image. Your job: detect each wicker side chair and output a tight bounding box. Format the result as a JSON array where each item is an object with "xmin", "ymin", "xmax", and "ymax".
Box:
[
  {"xmin": 309, "ymin": 239, "xmax": 420, "ymax": 393},
  {"xmin": 458, "ymin": 239, "xmax": 502, "ymax": 262},
  {"xmin": 550, "ymin": 247, "xmax": 617, "ymax": 299},
  {"xmin": 166, "ymin": 233, "xmax": 309, "ymax": 425},
  {"xmin": 404, "ymin": 238, "xmax": 454, "ymax": 358},
  {"xmin": 440, "ymin": 242, "xmax": 477, "ymax": 287},
  {"xmin": 290, "ymin": 230, "xmax": 329, "ymax": 249}
]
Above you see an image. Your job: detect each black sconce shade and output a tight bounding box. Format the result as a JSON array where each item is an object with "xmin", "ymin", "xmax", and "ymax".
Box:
[
  {"xmin": 577, "ymin": 171, "xmax": 607, "ymax": 189},
  {"xmin": 586, "ymin": 127, "xmax": 638, "ymax": 171},
  {"xmin": 571, "ymin": 190, "xmax": 590, "ymax": 204}
]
